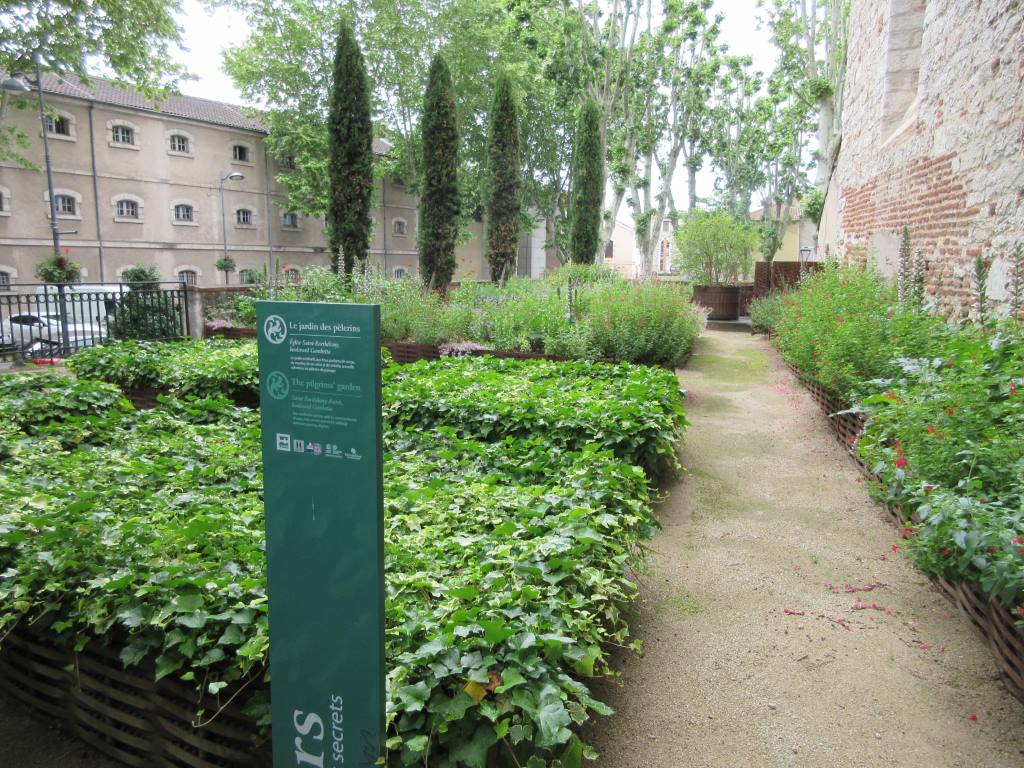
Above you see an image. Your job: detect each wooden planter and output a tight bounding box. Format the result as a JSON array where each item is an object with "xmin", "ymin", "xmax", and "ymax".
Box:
[
  {"xmin": 692, "ymin": 285, "xmax": 741, "ymax": 320},
  {"xmin": 787, "ymin": 362, "xmax": 1024, "ymax": 703},
  {"xmin": 0, "ymin": 624, "xmax": 269, "ymax": 767}
]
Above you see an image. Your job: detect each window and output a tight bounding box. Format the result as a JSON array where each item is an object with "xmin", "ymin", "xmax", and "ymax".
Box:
[
  {"xmin": 236, "ymin": 208, "xmax": 253, "ymax": 225},
  {"xmin": 282, "ymin": 212, "xmax": 299, "ymax": 229},
  {"xmin": 392, "ymin": 218, "xmax": 407, "ymax": 236},
  {"xmin": 44, "ymin": 115, "xmax": 70, "ymax": 136},
  {"xmin": 0, "ymin": 272, "xmax": 10, "ymax": 291},
  {"xmin": 116, "ymin": 199, "xmax": 139, "ymax": 219},
  {"xmin": 178, "ymin": 270, "xmax": 198, "ymax": 286},
  {"xmin": 604, "ymin": 240, "xmax": 614, "ymax": 260},
  {"xmin": 170, "ymin": 134, "xmax": 189, "ymax": 153},
  {"xmin": 55, "ymin": 195, "xmax": 76, "ymax": 216},
  {"xmin": 280, "ymin": 155, "xmax": 295, "ymax": 171},
  {"xmin": 232, "ymin": 144, "xmax": 250, "ymax": 162},
  {"xmin": 238, "ymin": 269, "xmax": 258, "ymax": 285},
  {"xmin": 174, "ymin": 204, "xmax": 195, "ymax": 222},
  {"xmin": 111, "ymin": 125, "xmax": 134, "ymax": 145},
  {"xmin": 284, "ymin": 268, "xmax": 300, "ymax": 284},
  {"xmin": 393, "ymin": 267, "xmax": 408, "ymax": 280}
]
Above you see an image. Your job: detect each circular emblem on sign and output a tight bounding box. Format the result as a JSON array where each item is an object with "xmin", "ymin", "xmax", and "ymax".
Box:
[
  {"xmin": 263, "ymin": 314, "xmax": 288, "ymax": 344},
  {"xmin": 266, "ymin": 371, "xmax": 290, "ymax": 400}
]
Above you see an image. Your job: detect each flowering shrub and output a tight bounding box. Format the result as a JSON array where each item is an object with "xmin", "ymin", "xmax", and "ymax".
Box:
[
  {"xmin": 774, "ymin": 264, "xmax": 1024, "ymax": 620},
  {"xmin": 775, "ymin": 264, "xmax": 948, "ymax": 401}
]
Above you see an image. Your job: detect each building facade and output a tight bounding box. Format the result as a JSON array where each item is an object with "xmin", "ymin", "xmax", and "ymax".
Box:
[
  {"xmin": 0, "ymin": 74, "xmax": 548, "ymax": 288},
  {"xmin": 818, "ymin": 0, "xmax": 1023, "ymax": 316}
]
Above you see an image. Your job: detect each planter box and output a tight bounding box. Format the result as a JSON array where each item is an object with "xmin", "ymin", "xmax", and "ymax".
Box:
[
  {"xmin": 692, "ymin": 285, "xmax": 741, "ymax": 320},
  {"xmin": 787, "ymin": 362, "xmax": 1024, "ymax": 703},
  {"xmin": 0, "ymin": 624, "xmax": 269, "ymax": 767}
]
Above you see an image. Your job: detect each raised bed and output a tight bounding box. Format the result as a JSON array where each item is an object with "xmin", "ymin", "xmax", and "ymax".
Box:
[
  {"xmin": 0, "ymin": 624, "xmax": 268, "ymax": 767},
  {"xmin": 787, "ymin": 362, "xmax": 1024, "ymax": 703}
]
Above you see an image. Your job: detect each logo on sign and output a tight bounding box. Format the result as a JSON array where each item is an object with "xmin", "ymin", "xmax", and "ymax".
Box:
[
  {"xmin": 263, "ymin": 314, "xmax": 288, "ymax": 344},
  {"xmin": 267, "ymin": 371, "xmax": 290, "ymax": 400},
  {"xmin": 276, "ymin": 433, "xmax": 291, "ymax": 452}
]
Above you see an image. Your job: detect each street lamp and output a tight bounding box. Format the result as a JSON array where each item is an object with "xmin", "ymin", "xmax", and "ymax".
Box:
[
  {"xmin": 799, "ymin": 245, "xmax": 813, "ymax": 279},
  {"xmin": 219, "ymin": 171, "xmax": 245, "ymax": 276}
]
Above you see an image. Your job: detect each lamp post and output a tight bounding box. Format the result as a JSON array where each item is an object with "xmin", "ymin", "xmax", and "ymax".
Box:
[
  {"xmin": 219, "ymin": 171, "xmax": 245, "ymax": 280},
  {"xmin": 799, "ymin": 245, "xmax": 813, "ymax": 279}
]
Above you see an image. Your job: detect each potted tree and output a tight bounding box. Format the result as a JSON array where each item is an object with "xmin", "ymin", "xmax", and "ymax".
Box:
[
  {"xmin": 216, "ymin": 256, "xmax": 237, "ymax": 285},
  {"xmin": 673, "ymin": 210, "xmax": 755, "ymax": 320}
]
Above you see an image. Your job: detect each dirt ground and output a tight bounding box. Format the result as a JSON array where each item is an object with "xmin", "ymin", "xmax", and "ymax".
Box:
[
  {"xmin": 0, "ymin": 690, "xmax": 120, "ymax": 767},
  {"xmin": 583, "ymin": 329, "xmax": 1024, "ymax": 767}
]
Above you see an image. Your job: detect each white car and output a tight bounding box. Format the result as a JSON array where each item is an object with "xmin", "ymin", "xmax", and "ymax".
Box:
[{"xmin": 5, "ymin": 313, "xmax": 102, "ymax": 350}]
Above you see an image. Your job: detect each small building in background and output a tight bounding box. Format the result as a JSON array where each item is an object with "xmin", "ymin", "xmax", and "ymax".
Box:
[{"xmin": 750, "ymin": 206, "xmax": 818, "ymax": 264}]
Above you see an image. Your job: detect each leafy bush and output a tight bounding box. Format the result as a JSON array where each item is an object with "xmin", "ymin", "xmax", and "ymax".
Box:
[
  {"xmin": 774, "ymin": 264, "xmax": 948, "ymax": 401},
  {"xmin": 773, "ymin": 264, "xmax": 1023, "ymax": 618},
  {"xmin": 0, "ymin": 350, "xmax": 689, "ymax": 766},
  {"xmin": 205, "ymin": 266, "xmax": 703, "ymax": 365},
  {"xmin": 582, "ymin": 281, "xmax": 702, "ymax": 365},
  {"xmin": 748, "ymin": 291, "xmax": 786, "ymax": 334},
  {"xmin": 672, "ymin": 210, "xmax": 757, "ymax": 285}
]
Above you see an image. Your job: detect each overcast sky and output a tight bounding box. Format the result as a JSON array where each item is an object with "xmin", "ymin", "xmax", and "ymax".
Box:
[{"xmin": 171, "ymin": 0, "xmax": 778, "ymax": 208}]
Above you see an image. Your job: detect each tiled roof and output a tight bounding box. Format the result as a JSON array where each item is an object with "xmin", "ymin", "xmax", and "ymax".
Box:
[
  {"xmin": 36, "ymin": 73, "xmax": 394, "ymax": 154},
  {"xmin": 40, "ymin": 73, "xmax": 268, "ymax": 133}
]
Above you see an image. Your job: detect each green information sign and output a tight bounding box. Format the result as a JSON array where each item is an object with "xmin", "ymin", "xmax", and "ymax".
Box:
[{"xmin": 257, "ymin": 301, "xmax": 385, "ymax": 768}]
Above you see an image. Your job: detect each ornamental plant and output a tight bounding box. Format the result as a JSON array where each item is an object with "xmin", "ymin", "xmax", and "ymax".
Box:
[
  {"xmin": 420, "ymin": 55, "xmax": 460, "ymax": 291},
  {"xmin": 673, "ymin": 210, "xmax": 756, "ymax": 286},
  {"xmin": 0, "ymin": 349, "xmax": 689, "ymax": 767},
  {"xmin": 568, "ymin": 100, "xmax": 603, "ymax": 265},
  {"xmin": 485, "ymin": 71, "xmax": 521, "ymax": 285}
]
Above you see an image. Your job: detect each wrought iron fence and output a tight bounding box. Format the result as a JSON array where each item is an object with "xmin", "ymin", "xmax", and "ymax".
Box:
[{"xmin": 0, "ymin": 282, "xmax": 190, "ymax": 365}]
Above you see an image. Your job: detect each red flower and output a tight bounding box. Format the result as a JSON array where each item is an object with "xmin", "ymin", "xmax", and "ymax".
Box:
[
  {"xmin": 942, "ymin": 547, "xmax": 952, "ymax": 557},
  {"xmin": 1016, "ymin": 605, "xmax": 1024, "ymax": 615},
  {"xmin": 946, "ymin": 407, "xmax": 956, "ymax": 416},
  {"xmin": 927, "ymin": 425, "xmax": 937, "ymax": 435},
  {"xmin": 968, "ymin": 714, "xmax": 978, "ymax": 722},
  {"xmin": 1011, "ymin": 384, "xmax": 1018, "ymax": 396},
  {"xmin": 895, "ymin": 457, "xmax": 908, "ymax": 469},
  {"xmin": 1013, "ymin": 538, "xmax": 1022, "ymax": 546},
  {"xmin": 893, "ymin": 439, "xmax": 902, "ymax": 450},
  {"xmin": 891, "ymin": 544, "xmax": 900, "ymax": 553},
  {"xmin": 945, "ymin": 360, "xmax": 954, "ymax": 367},
  {"xmin": 900, "ymin": 528, "xmax": 911, "ymax": 538}
]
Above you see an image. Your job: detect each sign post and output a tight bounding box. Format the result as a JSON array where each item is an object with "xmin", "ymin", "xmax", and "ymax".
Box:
[{"xmin": 257, "ymin": 301, "xmax": 385, "ymax": 768}]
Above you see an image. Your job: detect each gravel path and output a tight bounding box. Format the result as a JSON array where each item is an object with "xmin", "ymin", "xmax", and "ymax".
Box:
[{"xmin": 583, "ymin": 329, "xmax": 1024, "ymax": 768}]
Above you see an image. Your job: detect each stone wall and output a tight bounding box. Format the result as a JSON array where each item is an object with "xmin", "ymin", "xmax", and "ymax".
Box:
[{"xmin": 819, "ymin": 0, "xmax": 1024, "ymax": 318}]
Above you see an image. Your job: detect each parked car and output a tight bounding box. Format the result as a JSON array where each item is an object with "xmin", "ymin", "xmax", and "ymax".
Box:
[{"xmin": 4, "ymin": 313, "xmax": 102, "ymax": 350}]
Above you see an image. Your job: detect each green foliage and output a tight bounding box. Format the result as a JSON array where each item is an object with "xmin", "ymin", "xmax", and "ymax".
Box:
[
  {"xmin": 120, "ymin": 265, "xmax": 161, "ymax": 284},
  {"xmin": 772, "ymin": 263, "xmax": 1024, "ymax": 617},
  {"xmin": 2, "ymin": 349, "xmax": 689, "ymax": 766},
  {"xmin": 801, "ymin": 189, "xmax": 824, "ymax": 225},
  {"xmin": 774, "ymin": 264, "xmax": 947, "ymax": 401},
  {"xmin": 420, "ymin": 55, "xmax": 461, "ymax": 291},
  {"xmin": 327, "ymin": 20, "xmax": 374, "ymax": 275},
  {"xmin": 569, "ymin": 101, "xmax": 603, "ymax": 265},
  {"xmin": 748, "ymin": 291, "xmax": 787, "ymax": 334},
  {"xmin": 215, "ymin": 256, "xmax": 236, "ymax": 275},
  {"xmin": 109, "ymin": 287, "xmax": 184, "ymax": 341},
  {"xmin": 486, "ymin": 72, "xmax": 522, "ymax": 284},
  {"xmin": 0, "ymin": 0, "xmax": 185, "ymax": 165},
  {"xmin": 197, "ymin": 267, "xmax": 704, "ymax": 365},
  {"xmin": 35, "ymin": 254, "xmax": 82, "ymax": 284},
  {"xmin": 673, "ymin": 210, "xmax": 756, "ymax": 285},
  {"xmin": 757, "ymin": 218, "xmax": 784, "ymax": 263},
  {"xmin": 855, "ymin": 326, "xmax": 1024, "ymax": 612}
]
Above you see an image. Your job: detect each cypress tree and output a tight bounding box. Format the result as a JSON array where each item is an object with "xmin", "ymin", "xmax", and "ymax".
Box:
[
  {"xmin": 327, "ymin": 20, "xmax": 374, "ymax": 276},
  {"xmin": 569, "ymin": 100, "xmax": 604, "ymax": 265},
  {"xmin": 419, "ymin": 55, "xmax": 460, "ymax": 291},
  {"xmin": 486, "ymin": 72, "xmax": 521, "ymax": 284}
]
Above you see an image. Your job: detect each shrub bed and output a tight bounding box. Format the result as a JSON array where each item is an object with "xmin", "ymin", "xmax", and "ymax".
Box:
[
  {"xmin": 209, "ymin": 266, "xmax": 705, "ymax": 366},
  {"xmin": 0, "ymin": 349, "xmax": 687, "ymax": 766},
  {"xmin": 773, "ymin": 264, "xmax": 1023, "ymax": 625}
]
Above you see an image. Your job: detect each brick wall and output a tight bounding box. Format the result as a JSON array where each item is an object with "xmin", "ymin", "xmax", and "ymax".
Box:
[{"xmin": 819, "ymin": 0, "xmax": 1024, "ymax": 319}]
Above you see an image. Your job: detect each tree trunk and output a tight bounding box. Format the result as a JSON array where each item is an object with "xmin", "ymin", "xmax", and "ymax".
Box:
[
  {"xmin": 688, "ymin": 164, "xmax": 698, "ymax": 211},
  {"xmin": 815, "ymin": 96, "xmax": 836, "ymax": 189}
]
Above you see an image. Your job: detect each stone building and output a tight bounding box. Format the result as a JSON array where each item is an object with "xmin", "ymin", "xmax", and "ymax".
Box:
[
  {"xmin": 817, "ymin": 0, "xmax": 1023, "ymax": 316},
  {"xmin": 0, "ymin": 74, "xmax": 550, "ymax": 288}
]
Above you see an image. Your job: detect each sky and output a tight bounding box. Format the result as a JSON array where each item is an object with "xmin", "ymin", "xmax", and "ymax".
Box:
[{"xmin": 171, "ymin": 0, "xmax": 778, "ymax": 208}]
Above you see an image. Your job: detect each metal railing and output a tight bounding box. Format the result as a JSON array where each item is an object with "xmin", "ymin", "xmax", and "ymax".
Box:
[{"xmin": 0, "ymin": 282, "xmax": 190, "ymax": 365}]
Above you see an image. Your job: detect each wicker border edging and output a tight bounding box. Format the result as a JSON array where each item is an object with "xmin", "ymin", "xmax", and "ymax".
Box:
[
  {"xmin": 0, "ymin": 624, "xmax": 270, "ymax": 767},
  {"xmin": 786, "ymin": 362, "xmax": 1024, "ymax": 702}
]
